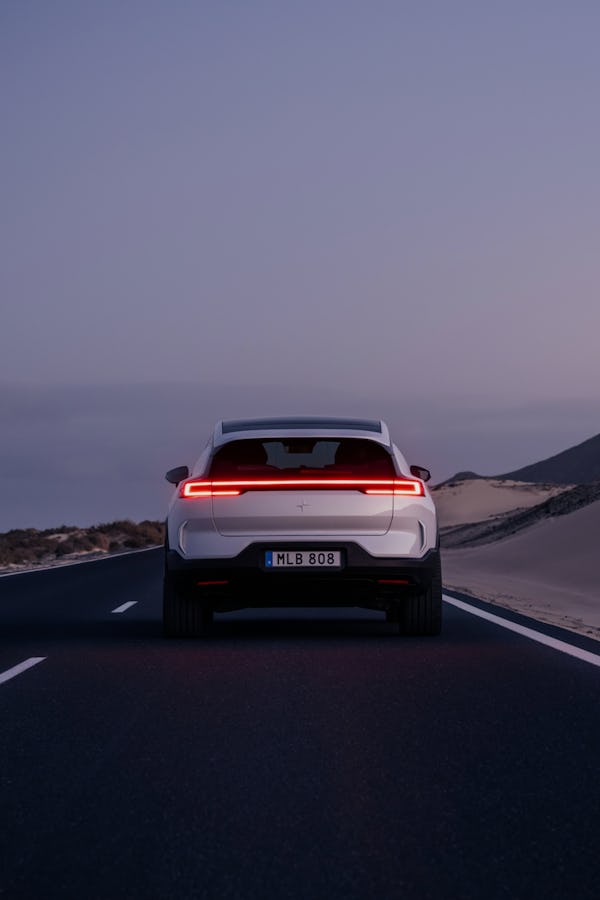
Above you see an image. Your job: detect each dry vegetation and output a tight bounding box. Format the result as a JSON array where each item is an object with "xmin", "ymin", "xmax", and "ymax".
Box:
[{"xmin": 0, "ymin": 520, "xmax": 165, "ymax": 572}]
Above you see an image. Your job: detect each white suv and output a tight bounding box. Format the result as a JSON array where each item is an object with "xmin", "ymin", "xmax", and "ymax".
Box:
[{"xmin": 163, "ymin": 416, "xmax": 442, "ymax": 636}]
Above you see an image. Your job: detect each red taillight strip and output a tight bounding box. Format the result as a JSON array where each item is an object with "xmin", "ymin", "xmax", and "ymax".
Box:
[
  {"xmin": 181, "ymin": 484, "xmax": 241, "ymax": 497},
  {"xmin": 180, "ymin": 478, "xmax": 424, "ymax": 498}
]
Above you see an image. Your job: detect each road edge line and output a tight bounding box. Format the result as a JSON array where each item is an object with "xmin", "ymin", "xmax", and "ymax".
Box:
[{"xmin": 443, "ymin": 594, "xmax": 600, "ymax": 668}]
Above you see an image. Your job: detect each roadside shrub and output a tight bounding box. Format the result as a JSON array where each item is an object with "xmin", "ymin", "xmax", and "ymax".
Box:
[{"xmin": 0, "ymin": 519, "xmax": 165, "ymax": 568}]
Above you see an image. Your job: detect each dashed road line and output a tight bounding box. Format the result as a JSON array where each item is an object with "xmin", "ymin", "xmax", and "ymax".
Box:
[
  {"xmin": 444, "ymin": 594, "xmax": 600, "ymax": 668},
  {"xmin": 111, "ymin": 601, "xmax": 138, "ymax": 614},
  {"xmin": 0, "ymin": 657, "xmax": 46, "ymax": 685}
]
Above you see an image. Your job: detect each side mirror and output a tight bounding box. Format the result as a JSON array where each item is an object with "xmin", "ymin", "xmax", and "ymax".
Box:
[
  {"xmin": 165, "ymin": 465, "xmax": 189, "ymax": 485},
  {"xmin": 410, "ymin": 464, "xmax": 431, "ymax": 483}
]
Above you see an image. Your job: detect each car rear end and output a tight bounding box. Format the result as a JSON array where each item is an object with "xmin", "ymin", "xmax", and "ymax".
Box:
[{"xmin": 164, "ymin": 417, "xmax": 442, "ymax": 636}]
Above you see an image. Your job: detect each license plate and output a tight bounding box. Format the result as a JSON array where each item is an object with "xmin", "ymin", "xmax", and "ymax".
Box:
[{"xmin": 265, "ymin": 550, "xmax": 342, "ymax": 569}]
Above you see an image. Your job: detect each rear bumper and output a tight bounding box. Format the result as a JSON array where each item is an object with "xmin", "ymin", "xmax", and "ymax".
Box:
[{"xmin": 165, "ymin": 543, "xmax": 441, "ymax": 612}]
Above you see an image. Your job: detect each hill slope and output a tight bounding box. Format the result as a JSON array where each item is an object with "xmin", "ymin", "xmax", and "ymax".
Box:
[
  {"xmin": 442, "ymin": 498, "xmax": 600, "ymax": 639},
  {"xmin": 440, "ymin": 481, "xmax": 600, "ymax": 548},
  {"xmin": 496, "ymin": 431, "xmax": 600, "ymax": 484},
  {"xmin": 432, "ymin": 479, "xmax": 568, "ymax": 529}
]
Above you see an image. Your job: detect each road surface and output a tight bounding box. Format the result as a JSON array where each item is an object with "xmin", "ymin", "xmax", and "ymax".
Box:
[{"xmin": 1, "ymin": 550, "xmax": 599, "ymax": 899}]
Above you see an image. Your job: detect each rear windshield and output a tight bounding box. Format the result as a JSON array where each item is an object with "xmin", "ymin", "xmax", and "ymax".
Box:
[{"xmin": 209, "ymin": 438, "xmax": 394, "ymax": 477}]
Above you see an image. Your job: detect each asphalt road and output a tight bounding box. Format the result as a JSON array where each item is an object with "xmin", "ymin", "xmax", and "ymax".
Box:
[{"xmin": 1, "ymin": 550, "xmax": 599, "ymax": 900}]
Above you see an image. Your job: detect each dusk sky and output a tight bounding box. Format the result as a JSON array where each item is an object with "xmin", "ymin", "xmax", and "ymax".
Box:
[{"xmin": 2, "ymin": 2, "xmax": 600, "ymax": 530}]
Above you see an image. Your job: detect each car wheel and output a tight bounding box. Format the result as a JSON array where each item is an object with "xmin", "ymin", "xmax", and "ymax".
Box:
[
  {"xmin": 163, "ymin": 571, "xmax": 213, "ymax": 638},
  {"xmin": 398, "ymin": 556, "xmax": 443, "ymax": 636}
]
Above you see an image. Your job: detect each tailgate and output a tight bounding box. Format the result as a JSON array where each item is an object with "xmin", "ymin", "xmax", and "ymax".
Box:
[{"xmin": 211, "ymin": 490, "xmax": 393, "ymax": 536}]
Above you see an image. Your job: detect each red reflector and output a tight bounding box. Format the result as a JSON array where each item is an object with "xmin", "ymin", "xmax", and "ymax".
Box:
[
  {"xmin": 196, "ymin": 580, "xmax": 229, "ymax": 586},
  {"xmin": 378, "ymin": 579, "xmax": 410, "ymax": 585}
]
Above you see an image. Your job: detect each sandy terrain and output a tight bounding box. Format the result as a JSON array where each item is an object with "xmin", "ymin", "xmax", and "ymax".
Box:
[
  {"xmin": 440, "ymin": 490, "xmax": 600, "ymax": 642},
  {"xmin": 432, "ymin": 478, "xmax": 569, "ymax": 527}
]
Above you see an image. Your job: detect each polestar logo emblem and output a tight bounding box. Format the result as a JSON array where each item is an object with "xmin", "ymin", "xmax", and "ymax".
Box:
[{"xmin": 296, "ymin": 500, "xmax": 310, "ymax": 512}]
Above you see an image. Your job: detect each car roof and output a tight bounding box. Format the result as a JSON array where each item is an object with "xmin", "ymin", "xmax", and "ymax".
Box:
[{"xmin": 212, "ymin": 417, "xmax": 391, "ymax": 448}]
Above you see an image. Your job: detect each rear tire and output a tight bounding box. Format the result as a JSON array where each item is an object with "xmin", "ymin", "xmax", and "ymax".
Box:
[
  {"xmin": 398, "ymin": 556, "xmax": 443, "ymax": 636},
  {"xmin": 163, "ymin": 572, "xmax": 213, "ymax": 638}
]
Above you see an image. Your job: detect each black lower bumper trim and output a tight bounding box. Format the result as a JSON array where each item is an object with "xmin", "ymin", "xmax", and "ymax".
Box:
[{"xmin": 166, "ymin": 543, "xmax": 440, "ymax": 612}]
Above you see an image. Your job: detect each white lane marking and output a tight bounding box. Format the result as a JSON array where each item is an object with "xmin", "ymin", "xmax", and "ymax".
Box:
[
  {"xmin": 444, "ymin": 594, "xmax": 600, "ymax": 668},
  {"xmin": 0, "ymin": 657, "xmax": 46, "ymax": 685},
  {"xmin": 111, "ymin": 601, "xmax": 137, "ymax": 614}
]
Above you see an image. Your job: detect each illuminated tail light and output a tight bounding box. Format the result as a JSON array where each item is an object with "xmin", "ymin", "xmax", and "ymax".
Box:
[
  {"xmin": 180, "ymin": 478, "xmax": 424, "ymax": 498},
  {"xmin": 181, "ymin": 481, "xmax": 241, "ymax": 498},
  {"xmin": 365, "ymin": 479, "xmax": 425, "ymax": 497}
]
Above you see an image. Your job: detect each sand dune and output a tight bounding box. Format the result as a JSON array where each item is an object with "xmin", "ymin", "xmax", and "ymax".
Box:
[
  {"xmin": 432, "ymin": 478, "xmax": 569, "ymax": 528},
  {"xmin": 441, "ymin": 498, "xmax": 600, "ymax": 640}
]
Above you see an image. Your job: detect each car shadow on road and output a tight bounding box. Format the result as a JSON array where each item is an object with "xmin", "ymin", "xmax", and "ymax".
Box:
[{"xmin": 0, "ymin": 610, "xmax": 449, "ymax": 644}]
